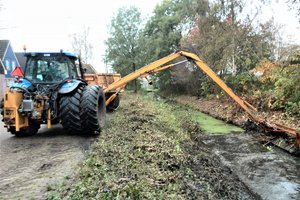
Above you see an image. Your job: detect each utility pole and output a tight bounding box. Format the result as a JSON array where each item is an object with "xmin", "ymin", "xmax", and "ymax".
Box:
[{"xmin": 102, "ymin": 54, "xmax": 109, "ymax": 73}]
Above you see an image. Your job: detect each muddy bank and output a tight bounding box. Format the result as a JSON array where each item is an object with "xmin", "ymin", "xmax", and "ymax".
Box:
[
  {"xmin": 171, "ymin": 94, "xmax": 300, "ymax": 199},
  {"xmin": 0, "ymin": 122, "xmax": 95, "ymax": 200},
  {"xmin": 181, "ymin": 121, "xmax": 259, "ymax": 200},
  {"xmin": 199, "ymin": 133, "xmax": 300, "ymax": 200}
]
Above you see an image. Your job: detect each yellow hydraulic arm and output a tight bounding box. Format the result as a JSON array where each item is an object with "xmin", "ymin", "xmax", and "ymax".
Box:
[
  {"xmin": 104, "ymin": 51, "xmax": 300, "ymax": 152},
  {"xmin": 105, "ymin": 51, "xmax": 257, "ymax": 119}
]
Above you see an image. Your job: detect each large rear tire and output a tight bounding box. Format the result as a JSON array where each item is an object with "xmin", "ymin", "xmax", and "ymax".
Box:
[
  {"xmin": 80, "ymin": 85, "xmax": 106, "ymax": 134},
  {"xmin": 59, "ymin": 87, "xmax": 83, "ymax": 134}
]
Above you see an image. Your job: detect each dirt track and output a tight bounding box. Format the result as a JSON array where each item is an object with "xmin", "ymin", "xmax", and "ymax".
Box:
[{"xmin": 0, "ymin": 122, "xmax": 96, "ymax": 199}]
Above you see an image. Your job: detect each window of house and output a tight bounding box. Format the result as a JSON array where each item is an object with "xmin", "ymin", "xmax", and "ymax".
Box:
[
  {"xmin": 12, "ymin": 60, "xmax": 16, "ymax": 70},
  {"xmin": 5, "ymin": 59, "xmax": 11, "ymax": 71}
]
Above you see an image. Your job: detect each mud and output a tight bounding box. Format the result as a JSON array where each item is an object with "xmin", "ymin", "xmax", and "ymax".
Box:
[
  {"xmin": 182, "ymin": 126, "xmax": 258, "ymax": 200},
  {"xmin": 199, "ymin": 133, "xmax": 300, "ymax": 200},
  {"xmin": 0, "ymin": 122, "xmax": 96, "ymax": 199},
  {"xmin": 157, "ymin": 93, "xmax": 300, "ymax": 199},
  {"xmin": 170, "ymin": 94, "xmax": 300, "ymax": 200}
]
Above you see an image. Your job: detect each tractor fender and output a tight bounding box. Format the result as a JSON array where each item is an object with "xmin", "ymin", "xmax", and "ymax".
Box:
[
  {"xmin": 58, "ymin": 79, "xmax": 83, "ymax": 94},
  {"xmin": 10, "ymin": 79, "xmax": 33, "ymax": 90}
]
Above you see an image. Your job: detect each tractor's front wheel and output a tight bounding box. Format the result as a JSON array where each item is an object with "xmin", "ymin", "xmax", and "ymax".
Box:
[
  {"xmin": 0, "ymin": 98, "xmax": 4, "ymax": 117},
  {"xmin": 80, "ymin": 85, "xmax": 106, "ymax": 134},
  {"xmin": 10, "ymin": 123, "xmax": 40, "ymax": 137}
]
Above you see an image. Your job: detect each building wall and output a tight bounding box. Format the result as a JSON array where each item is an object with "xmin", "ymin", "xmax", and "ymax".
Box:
[
  {"xmin": 0, "ymin": 75, "xmax": 5, "ymax": 100},
  {"xmin": 0, "ymin": 76, "xmax": 14, "ymax": 100},
  {"xmin": 0, "ymin": 62, "xmax": 4, "ymax": 74}
]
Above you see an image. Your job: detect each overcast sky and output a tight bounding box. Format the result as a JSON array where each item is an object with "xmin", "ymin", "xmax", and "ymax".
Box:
[
  {"xmin": 0, "ymin": 0, "xmax": 299, "ymax": 72},
  {"xmin": 0, "ymin": 0, "xmax": 160, "ymax": 72}
]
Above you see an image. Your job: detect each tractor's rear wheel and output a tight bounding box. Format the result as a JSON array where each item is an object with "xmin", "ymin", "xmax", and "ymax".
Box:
[
  {"xmin": 59, "ymin": 87, "xmax": 83, "ymax": 134},
  {"xmin": 80, "ymin": 85, "xmax": 106, "ymax": 134}
]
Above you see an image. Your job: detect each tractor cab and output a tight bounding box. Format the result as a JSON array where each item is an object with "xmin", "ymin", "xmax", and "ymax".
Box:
[{"xmin": 23, "ymin": 52, "xmax": 83, "ymax": 84}]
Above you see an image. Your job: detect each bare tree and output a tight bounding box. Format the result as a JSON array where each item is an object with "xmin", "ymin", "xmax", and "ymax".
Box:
[
  {"xmin": 287, "ymin": 0, "xmax": 300, "ymax": 22},
  {"xmin": 71, "ymin": 27, "xmax": 93, "ymax": 64}
]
